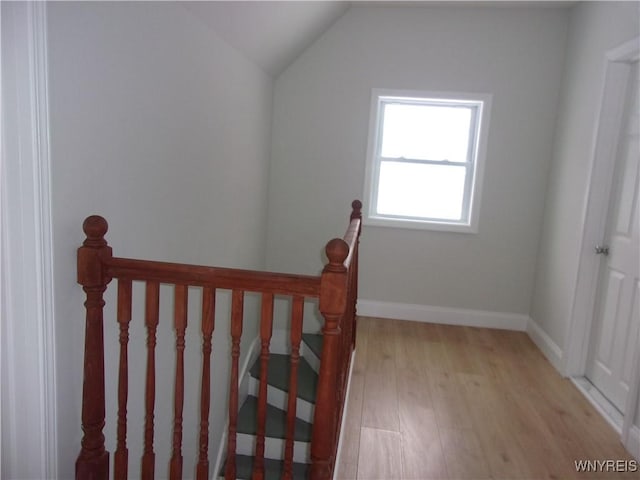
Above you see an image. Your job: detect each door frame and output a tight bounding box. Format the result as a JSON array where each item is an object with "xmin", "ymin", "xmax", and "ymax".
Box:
[
  {"xmin": 562, "ymin": 36, "xmax": 640, "ymax": 455},
  {"xmin": 1, "ymin": 2, "xmax": 58, "ymax": 477}
]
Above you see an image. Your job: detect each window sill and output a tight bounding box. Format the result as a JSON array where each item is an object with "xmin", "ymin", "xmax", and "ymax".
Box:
[{"xmin": 364, "ymin": 215, "xmax": 478, "ymax": 234}]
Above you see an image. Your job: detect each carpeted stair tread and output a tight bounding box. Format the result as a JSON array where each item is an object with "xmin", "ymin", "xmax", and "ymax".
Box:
[
  {"xmin": 302, "ymin": 333, "xmax": 323, "ymax": 359},
  {"xmin": 222, "ymin": 454, "xmax": 309, "ymax": 480},
  {"xmin": 237, "ymin": 395, "xmax": 312, "ymax": 441},
  {"xmin": 250, "ymin": 354, "xmax": 318, "ymax": 403}
]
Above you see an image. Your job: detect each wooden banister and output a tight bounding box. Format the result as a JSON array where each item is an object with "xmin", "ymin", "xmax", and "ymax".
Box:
[
  {"xmin": 76, "ymin": 201, "xmax": 361, "ymax": 480},
  {"xmin": 310, "ymin": 201, "xmax": 362, "ymax": 480},
  {"xmin": 349, "ymin": 200, "xmax": 362, "ymax": 349}
]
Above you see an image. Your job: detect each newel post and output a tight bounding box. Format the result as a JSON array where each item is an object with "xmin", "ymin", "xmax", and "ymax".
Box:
[
  {"xmin": 310, "ymin": 238, "xmax": 349, "ymax": 480},
  {"xmin": 76, "ymin": 216, "xmax": 112, "ymax": 480}
]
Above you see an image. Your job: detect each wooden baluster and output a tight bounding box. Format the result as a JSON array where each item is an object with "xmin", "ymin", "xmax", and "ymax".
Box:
[
  {"xmin": 284, "ymin": 296, "xmax": 304, "ymax": 480},
  {"xmin": 196, "ymin": 287, "xmax": 216, "ymax": 480},
  {"xmin": 170, "ymin": 285, "xmax": 188, "ymax": 480},
  {"xmin": 252, "ymin": 293, "xmax": 274, "ymax": 480},
  {"xmin": 114, "ymin": 278, "xmax": 132, "ymax": 480},
  {"xmin": 141, "ymin": 281, "xmax": 159, "ymax": 480},
  {"xmin": 310, "ymin": 239, "xmax": 349, "ymax": 480},
  {"xmin": 76, "ymin": 216, "xmax": 112, "ymax": 480},
  {"xmin": 225, "ymin": 290, "xmax": 244, "ymax": 480}
]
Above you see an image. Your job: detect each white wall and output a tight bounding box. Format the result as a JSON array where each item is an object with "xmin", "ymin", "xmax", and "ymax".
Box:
[
  {"xmin": 267, "ymin": 5, "xmax": 569, "ymax": 320},
  {"xmin": 531, "ymin": 2, "xmax": 639, "ymax": 359},
  {"xmin": 46, "ymin": 2, "xmax": 272, "ymax": 478}
]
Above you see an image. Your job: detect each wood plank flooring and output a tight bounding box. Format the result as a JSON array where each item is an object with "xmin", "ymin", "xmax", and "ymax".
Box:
[{"xmin": 336, "ymin": 317, "xmax": 640, "ymax": 480}]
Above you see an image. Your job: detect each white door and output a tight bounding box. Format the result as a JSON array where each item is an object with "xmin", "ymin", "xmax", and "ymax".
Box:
[{"xmin": 586, "ymin": 61, "xmax": 640, "ymax": 414}]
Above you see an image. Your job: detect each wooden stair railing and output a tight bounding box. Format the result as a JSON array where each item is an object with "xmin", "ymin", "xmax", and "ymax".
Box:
[
  {"xmin": 310, "ymin": 201, "xmax": 361, "ymax": 480},
  {"xmin": 75, "ymin": 200, "xmax": 362, "ymax": 480}
]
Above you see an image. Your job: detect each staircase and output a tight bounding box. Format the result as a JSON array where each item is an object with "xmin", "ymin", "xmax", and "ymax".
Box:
[{"xmin": 220, "ymin": 333, "xmax": 324, "ymax": 479}]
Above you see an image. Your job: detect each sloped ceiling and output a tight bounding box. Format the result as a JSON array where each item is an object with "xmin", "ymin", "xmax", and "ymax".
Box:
[
  {"xmin": 181, "ymin": 1, "xmax": 350, "ymax": 77},
  {"xmin": 181, "ymin": 1, "xmax": 576, "ymax": 77}
]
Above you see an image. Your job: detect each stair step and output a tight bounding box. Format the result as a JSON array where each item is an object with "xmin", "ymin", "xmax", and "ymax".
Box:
[
  {"xmin": 247, "ymin": 376, "xmax": 315, "ymax": 424},
  {"xmin": 249, "ymin": 354, "xmax": 318, "ymax": 404},
  {"xmin": 237, "ymin": 396, "xmax": 312, "ymax": 442},
  {"xmin": 221, "ymin": 454, "xmax": 309, "ymax": 480},
  {"xmin": 301, "ymin": 333, "xmax": 323, "ymax": 359}
]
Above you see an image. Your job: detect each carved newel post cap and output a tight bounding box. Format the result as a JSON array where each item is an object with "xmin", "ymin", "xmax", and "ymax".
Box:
[
  {"xmin": 351, "ymin": 199, "xmax": 362, "ymax": 220},
  {"xmin": 82, "ymin": 215, "xmax": 108, "ymax": 246},
  {"xmin": 325, "ymin": 238, "xmax": 349, "ymax": 272}
]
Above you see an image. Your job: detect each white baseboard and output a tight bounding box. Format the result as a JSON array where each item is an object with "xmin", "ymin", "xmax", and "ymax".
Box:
[
  {"xmin": 627, "ymin": 425, "xmax": 640, "ymax": 461},
  {"xmin": 357, "ymin": 299, "xmax": 528, "ymax": 331},
  {"xmin": 572, "ymin": 377, "xmax": 623, "ymax": 432},
  {"xmin": 527, "ymin": 317, "xmax": 564, "ymax": 372},
  {"xmin": 356, "ymin": 300, "xmax": 569, "ymax": 376}
]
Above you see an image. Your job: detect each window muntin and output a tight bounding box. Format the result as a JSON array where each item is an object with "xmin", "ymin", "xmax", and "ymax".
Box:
[{"xmin": 364, "ymin": 90, "xmax": 490, "ymax": 233}]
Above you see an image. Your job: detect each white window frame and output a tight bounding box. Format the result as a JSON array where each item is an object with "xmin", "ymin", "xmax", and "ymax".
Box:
[{"xmin": 363, "ymin": 88, "xmax": 492, "ymax": 233}]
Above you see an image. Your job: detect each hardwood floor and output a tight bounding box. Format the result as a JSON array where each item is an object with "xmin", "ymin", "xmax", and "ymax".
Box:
[{"xmin": 336, "ymin": 317, "xmax": 640, "ymax": 480}]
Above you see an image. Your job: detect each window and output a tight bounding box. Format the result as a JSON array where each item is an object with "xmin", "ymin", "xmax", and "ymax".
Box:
[{"xmin": 364, "ymin": 89, "xmax": 491, "ymax": 233}]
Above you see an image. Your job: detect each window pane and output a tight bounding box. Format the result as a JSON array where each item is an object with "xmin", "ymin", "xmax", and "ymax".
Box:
[
  {"xmin": 380, "ymin": 103, "xmax": 472, "ymax": 163},
  {"xmin": 377, "ymin": 162, "xmax": 466, "ymax": 220}
]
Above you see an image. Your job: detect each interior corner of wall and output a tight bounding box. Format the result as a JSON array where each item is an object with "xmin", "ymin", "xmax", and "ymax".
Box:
[{"xmin": 526, "ymin": 316, "xmax": 564, "ymax": 375}]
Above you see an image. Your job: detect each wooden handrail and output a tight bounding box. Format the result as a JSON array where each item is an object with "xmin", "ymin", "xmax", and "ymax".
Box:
[
  {"xmin": 310, "ymin": 200, "xmax": 362, "ymax": 480},
  {"xmin": 104, "ymin": 257, "xmax": 321, "ymax": 296}
]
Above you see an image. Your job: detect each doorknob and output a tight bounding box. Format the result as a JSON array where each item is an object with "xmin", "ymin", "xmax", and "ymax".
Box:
[{"xmin": 595, "ymin": 245, "xmax": 610, "ymax": 256}]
